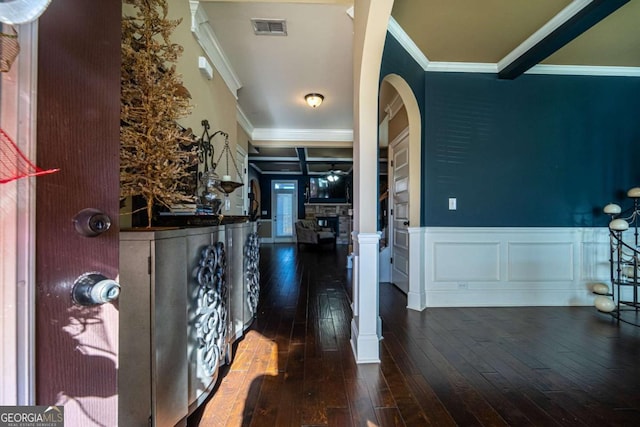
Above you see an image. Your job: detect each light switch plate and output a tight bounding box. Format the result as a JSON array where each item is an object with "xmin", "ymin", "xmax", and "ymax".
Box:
[{"xmin": 448, "ymin": 198, "xmax": 457, "ymax": 210}]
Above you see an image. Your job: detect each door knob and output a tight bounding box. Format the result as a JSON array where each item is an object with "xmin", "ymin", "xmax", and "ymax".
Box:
[
  {"xmin": 72, "ymin": 272, "xmax": 120, "ymax": 306},
  {"xmin": 403, "ymin": 221, "xmax": 410, "ymax": 226}
]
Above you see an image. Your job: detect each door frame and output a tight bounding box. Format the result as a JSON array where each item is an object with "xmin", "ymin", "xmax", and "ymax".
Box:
[
  {"xmin": 388, "ymin": 127, "xmax": 410, "ymax": 294},
  {"xmin": 0, "ymin": 21, "xmax": 37, "ymax": 405},
  {"xmin": 271, "ymin": 180, "xmax": 298, "ymax": 243}
]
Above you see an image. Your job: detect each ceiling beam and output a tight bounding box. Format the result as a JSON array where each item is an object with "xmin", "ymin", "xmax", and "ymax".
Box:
[
  {"xmin": 498, "ymin": 0, "xmax": 629, "ymax": 80},
  {"xmin": 296, "ymin": 148, "xmax": 308, "ymax": 176}
]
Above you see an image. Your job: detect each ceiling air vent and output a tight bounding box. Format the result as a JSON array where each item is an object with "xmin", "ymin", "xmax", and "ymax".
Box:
[{"xmin": 251, "ymin": 19, "xmax": 287, "ymax": 36}]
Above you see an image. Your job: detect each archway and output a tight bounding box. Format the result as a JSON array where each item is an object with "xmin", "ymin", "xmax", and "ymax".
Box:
[{"xmin": 379, "ymin": 74, "xmax": 425, "ymax": 311}]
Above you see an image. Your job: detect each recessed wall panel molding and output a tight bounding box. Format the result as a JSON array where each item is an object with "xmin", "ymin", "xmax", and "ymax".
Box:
[
  {"xmin": 507, "ymin": 242, "xmax": 574, "ymax": 282},
  {"xmin": 433, "ymin": 242, "xmax": 500, "ymax": 282}
]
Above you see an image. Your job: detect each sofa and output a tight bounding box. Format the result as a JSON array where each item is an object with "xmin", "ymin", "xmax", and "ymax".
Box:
[{"xmin": 295, "ymin": 219, "xmax": 336, "ymax": 249}]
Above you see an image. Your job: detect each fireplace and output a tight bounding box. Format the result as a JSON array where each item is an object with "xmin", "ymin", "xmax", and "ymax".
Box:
[{"xmin": 316, "ymin": 216, "xmax": 339, "ymax": 234}]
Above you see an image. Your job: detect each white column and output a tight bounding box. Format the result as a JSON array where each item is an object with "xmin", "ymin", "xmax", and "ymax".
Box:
[
  {"xmin": 407, "ymin": 227, "xmax": 426, "ymax": 311},
  {"xmin": 350, "ymin": 0, "xmax": 393, "ymax": 364},
  {"xmin": 350, "ymin": 232, "xmax": 381, "ymax": 363}
]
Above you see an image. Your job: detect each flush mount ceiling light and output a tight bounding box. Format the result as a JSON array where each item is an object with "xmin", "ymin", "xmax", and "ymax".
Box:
[{"xmin": 305, "ymin": 93, "xmax": 324, "ymax": 108}]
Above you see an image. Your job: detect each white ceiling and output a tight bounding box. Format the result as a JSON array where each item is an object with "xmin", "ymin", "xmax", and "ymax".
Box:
[
  {"xmin": 196, "ymin": 0, "xmax": 640, "ymax": 174},
  {"xmin": 201, "ymin": 1, "xmax": 354, "ymax": 141}
]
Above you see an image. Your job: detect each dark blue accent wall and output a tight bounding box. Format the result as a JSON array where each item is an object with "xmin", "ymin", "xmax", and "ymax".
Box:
[
  {"xmin": 381, "ymin": 32, "xmax": 640, "ymax": 228},
  {"xmin": 425, "ymin": 72, "xmax": 640, "ymax": 227}
]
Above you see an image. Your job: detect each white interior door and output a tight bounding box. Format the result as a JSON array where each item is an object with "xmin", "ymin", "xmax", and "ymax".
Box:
[
  {"xmin": 390, "ymin": 132, "xmax": 410, "ymax": 293},
  {"xmin": 272, "ymin": 180, "xmax": 297, "ymax": 242}
]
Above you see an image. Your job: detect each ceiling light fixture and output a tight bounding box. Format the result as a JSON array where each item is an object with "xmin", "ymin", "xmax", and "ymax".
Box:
[{"xmin": 305, "ymin": 93, "xmax": 324, "ymax": 108}]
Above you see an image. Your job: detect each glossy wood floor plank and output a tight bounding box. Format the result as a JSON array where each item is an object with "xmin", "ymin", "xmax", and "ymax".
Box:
[{"xmin": 189, "ymin": 243, "xmax": 640, "ymax": 427}]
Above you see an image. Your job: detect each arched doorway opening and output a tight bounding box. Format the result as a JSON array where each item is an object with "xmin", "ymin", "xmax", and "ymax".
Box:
[{"xmin": 379, "ymin": 74, "xmax": 425, "ymax": 311}]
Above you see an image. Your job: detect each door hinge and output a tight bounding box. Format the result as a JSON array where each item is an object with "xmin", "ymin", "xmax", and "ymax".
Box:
[
  {"xmin": 390, "ymin": 257, "xmax": 393, "ymax": 264},
  {"xmin": 148, "ymin": 256, "xmax": 152, "ymax": 275},
  {"xmin": 390, "ymin": 209, "xmax": 393, "ymax": 216},
  {"xmin": 390, "ymin": 160, "xmax": 394, "ymax": 167}
]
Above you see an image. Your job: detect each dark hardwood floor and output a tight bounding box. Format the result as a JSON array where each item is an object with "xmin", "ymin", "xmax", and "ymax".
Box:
[{"xmin": 188, "ymin": 243, "xmax": 640, "ymax": 426}]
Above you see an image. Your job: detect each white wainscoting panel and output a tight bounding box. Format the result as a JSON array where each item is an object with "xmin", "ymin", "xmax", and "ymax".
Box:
[
  {"xmin": 419, "ymin": 227, "xmax": 611, "ymax": 307},
  {"xmin": 507, "ymin": 242, "xmax": 573, "ymax": 281},
  {"xmin": 433, "ymin": 242, "xmax": 500, "ymax": 282}
]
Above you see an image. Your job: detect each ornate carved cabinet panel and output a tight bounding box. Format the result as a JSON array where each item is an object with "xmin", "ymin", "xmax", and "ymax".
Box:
[
  {"xmin": 226, "ymin": 222, "xmax": 260, "ymax": 340},
  {"xmin": 119, "ymin": 222, "xmax": 258, "ymax": 426},
  {"xmin": 185, "ymin": 227, "xmax": 227, "ymax": 409}
]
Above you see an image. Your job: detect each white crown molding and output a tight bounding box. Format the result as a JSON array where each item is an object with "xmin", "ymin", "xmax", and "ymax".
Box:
[
  {"xmin": 189, "ymin": 1, "xmax": 242, "ymax": 99},
  {"xmin": 250, "ymin": 156, "xmax": 299, "ymax": 162},
  {"xmin": 257, "ymin": 171, "xmax": 302, "ymax": 175},
  {"xmin": 346, "ymin": 5, "xmax": 354, "ymax": 19},
  {"xmin": 384, "ymin": 93, "xmax": 403, "ymax": 119},
  {"xmin": 387, "ymin": 16, "xmax": 430, "ymax": 70},
  {"xmin": 306, "ymin": 156, "xmax": 353, "ymax": 162},
  {"xmin": 252, "ymin": 128, "xmax": 353, "ymax": 142},
  {"xmin": 497, "ymin": 0, "xmax": 592, "ymax": 73},
  {"xmin": 422, "ymin": 61, "xmax": 640, "ymax": 77},
  {"xmin": 426, "ymin": 62, "xmax": 498, "ymax": 74},
  {"xmin": 251, "ymin": 140, "xmax": 353, "ymax": 148},
  {"xmin": 388, "ymin": 0, "xmax": 640, "ymax": 78},
  {"xmin": 526, "ymin": 64, "xmax": 640, "ymax": 77},
  {"xmin": 236, "ymin": 105, "xmax": 254, "ymax": 137}
]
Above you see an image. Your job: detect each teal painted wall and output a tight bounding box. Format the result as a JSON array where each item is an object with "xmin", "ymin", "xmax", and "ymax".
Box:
[
  {"xmin": 425, "ymin": 73, "xmax": 640, "ymax": 227},
  {"xmin": 381, "ymin": 34, "xmax": 640, "ymax": 228}
]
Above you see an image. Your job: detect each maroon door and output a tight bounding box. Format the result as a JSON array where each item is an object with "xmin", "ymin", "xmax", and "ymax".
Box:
[{"xmin": 35, "ymin": 1, "xmax": 121, "ymax": 425}]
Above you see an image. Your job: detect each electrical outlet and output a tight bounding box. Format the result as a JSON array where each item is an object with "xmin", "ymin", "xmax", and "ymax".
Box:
[{"xmin": 449, "ymin": 198, "xmax": 457, "ymax": 210}]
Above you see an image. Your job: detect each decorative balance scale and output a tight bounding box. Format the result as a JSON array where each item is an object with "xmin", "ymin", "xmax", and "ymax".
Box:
[{"xmin": 196, "ymin": 120, "xmax": 243, "ymax": 215}]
